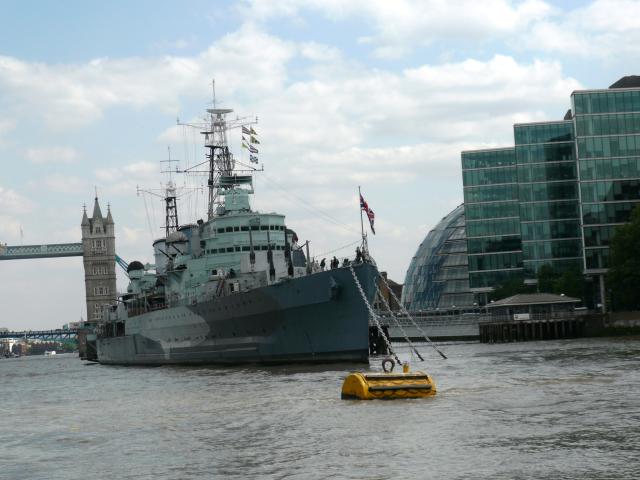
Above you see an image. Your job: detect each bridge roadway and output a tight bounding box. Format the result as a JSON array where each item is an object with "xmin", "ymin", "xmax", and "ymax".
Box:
[
  {"xmin": 0, "ymin": 243, "xmax": 83, "ymax": 260},
  {"xmin": 0, "ymin": 329, "xmax": 78, "ymax": 340}
]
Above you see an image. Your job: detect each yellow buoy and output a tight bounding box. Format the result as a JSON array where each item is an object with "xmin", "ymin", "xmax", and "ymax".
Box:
[{"xmin": 341, "ymin": 370, "xmax": 437, "ymax": 400}]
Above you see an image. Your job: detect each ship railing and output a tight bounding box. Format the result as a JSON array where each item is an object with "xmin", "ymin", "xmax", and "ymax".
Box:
[{"xmin": 309, "ymin": 254, "xmax": 370, "ymax": 274}]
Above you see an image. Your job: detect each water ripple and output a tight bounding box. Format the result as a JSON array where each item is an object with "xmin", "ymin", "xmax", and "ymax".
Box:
[{"xmin": 1, "ymin": 339, "xmax": 639, "ymax": 479}]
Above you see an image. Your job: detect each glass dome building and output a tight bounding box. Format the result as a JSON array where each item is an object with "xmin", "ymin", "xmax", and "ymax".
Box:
[{"xmin": 402, "ymin": 204, "xmax": 476, "ymax": 311}]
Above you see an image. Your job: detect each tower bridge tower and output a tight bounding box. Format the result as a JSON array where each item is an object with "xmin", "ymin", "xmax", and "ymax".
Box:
[{"xmin": 81, "ymin": 197, "xmax": 117, "ymax": 322}]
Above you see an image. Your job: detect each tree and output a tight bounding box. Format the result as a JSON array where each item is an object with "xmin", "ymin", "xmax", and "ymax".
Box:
[
  {"xmin": 536, "ymin": 265, "xmax": 557, "ymax": 293},
  {"xmin": 535, "ymin": 264, "xmax": 586, "ymax": 301},
  {"xmin": 607, "ymin": 204, "xmax": 640, "ymax": 310},
  {"xmin": 554, "ymin": 269, "xmax": 586, "ymax": 300}
]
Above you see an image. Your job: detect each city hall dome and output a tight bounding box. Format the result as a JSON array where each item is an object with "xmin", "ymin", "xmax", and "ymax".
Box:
[{"xmin": 402, "ymin": 204, "xmax": 476, "ymax": 311}]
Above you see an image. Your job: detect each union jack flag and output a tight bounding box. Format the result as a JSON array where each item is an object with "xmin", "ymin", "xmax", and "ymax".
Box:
[{"xmin": 360, "ymin": 194, "xmax": 375, "ymax": 234}]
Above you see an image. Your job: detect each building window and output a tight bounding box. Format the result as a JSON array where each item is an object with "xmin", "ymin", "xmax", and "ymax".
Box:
[{"xmin": 92, "ymin": 264, "xmax": 109, "ymax": 275}]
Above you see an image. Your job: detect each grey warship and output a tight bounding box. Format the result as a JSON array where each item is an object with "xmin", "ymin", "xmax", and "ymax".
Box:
[{"xmin": 96, "ymin": 102, "xmax": 379, "ymax": 365}]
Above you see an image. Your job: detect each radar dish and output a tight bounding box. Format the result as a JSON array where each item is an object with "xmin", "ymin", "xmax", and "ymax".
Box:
[{"xmin": 207, "ymin": 108, "xmax": 233, "ymax": 115}]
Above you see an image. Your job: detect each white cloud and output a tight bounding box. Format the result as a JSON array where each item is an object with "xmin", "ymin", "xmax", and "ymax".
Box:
[
  {"xmin": 24, "ymin": 146, "xmax": 78, "ymax": 164},
  {"xmin": 0, "ymin": 24, "xmax": 295, "ymax": 129},
  {"xmin": 120, "ymin": 225, "xmax": 148, "ymax": 247},
  {"xmin": 243, "ymin": 0, "xmax": 553, "ymax": 58},
  {"xmin": 27, "ymin": 39, "xmax": 567, "ymax": 211},
  {"xmin": 95, "ymin": 161, "xmax": 163, "ymax": 198},
  {"xmin": 0, "ymin": 214, "xmax": 23, "ymax": 240},
  {"xmin": 0, "ymin": 186, "xmax": 34, "ymax": 214},
  {"xmin": 39, "ymin": 174, "xmax": 88, "ymax": 194},
  {"xmin": 0, "ymin": 119, "xmax": 14, "ymax": 133},
  {"xmin": 0, "ymin": 119, "xmax": 15, "ymax": 146},
  {"xmin": 244, "ymin": 54, "xmax": 579, "ymax": 194},
  {"xmin": 299, "ymin": 42, "xmax": 342, "ymax": 62},
  {"xmin": 96, "ymin": 161, "xmax": 160, "ymax": 181},
  {"xmin": 518, "ymin": 0, "xmax": 640, "ymax": 58},
  {"xmin": 0, "ymin": 21, "xmax": 580, "ymax": 187},
  {"xmin": 124, "ymin": 162, "xmax": 158, "ymax": 176},
  {"xmin": 242, "ymin": 0, "xmax": 640, "ymax": 62},
  {"xmin": 153, "ymin": 36, "xmax": 197, "ymax": 51},
  {"xmin": 0, "ymin": 187, "xmax": 35, "ymax": 241}
]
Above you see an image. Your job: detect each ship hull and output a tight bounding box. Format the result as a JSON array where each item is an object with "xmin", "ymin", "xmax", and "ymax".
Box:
[{"xmin": 97, "ymin": 263, "xmax": 378, "ymax": 365}]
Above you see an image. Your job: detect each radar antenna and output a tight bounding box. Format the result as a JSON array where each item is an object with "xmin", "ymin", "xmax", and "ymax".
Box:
[
  {"xmin": 178, "ymin": 79, "xmax": 261, "ymax": 220},
  {"xmin": 160, "ymin": 147, "xmax": 180, "ymax": 237},
  {"xmin": 137, "ymin": 149, "xmax": 200, "ymax": 238}
]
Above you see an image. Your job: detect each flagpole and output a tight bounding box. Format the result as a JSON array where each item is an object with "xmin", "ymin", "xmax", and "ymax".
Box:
[{"xmin": 358, "ymin": 185, "xmax": 365, "ymax": 242}]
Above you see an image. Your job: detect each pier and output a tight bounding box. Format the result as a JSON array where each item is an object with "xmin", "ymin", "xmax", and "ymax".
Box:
[
  {"xmin": 479, "ymin": 316, "xmax": 585, "ymax": 343},
  {"xmin": 375, "ymin": 311, "xmax": 481, "ymax": 342}
]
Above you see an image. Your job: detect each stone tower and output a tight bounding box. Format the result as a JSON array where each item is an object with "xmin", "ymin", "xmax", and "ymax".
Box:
[{"xmin": 81, "ymin": 197, "xmax": 117, "ymax": 322}]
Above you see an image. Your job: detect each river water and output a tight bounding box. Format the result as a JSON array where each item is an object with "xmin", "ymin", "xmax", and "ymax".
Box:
[{"xmin": 1, "ymin": 338, "xmax": 639, "ymax": 479}]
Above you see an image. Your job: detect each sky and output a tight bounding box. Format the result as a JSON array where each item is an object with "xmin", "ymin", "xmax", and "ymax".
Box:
[{"xmin": 1, "ymin": 0, "xmax": 639, "ymax": 330}]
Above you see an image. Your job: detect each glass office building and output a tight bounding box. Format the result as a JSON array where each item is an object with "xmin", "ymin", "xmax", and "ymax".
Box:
[
  {"xmin": 573, "ymin": 85, "xmax": 640, "ymax": 273},
  {"xmin": 402, "ymin": 205, "xmax": 476, "ymax": 311},
  {"xmin": 458, "ymin": 76, "xmax": 640, "ymax": 308},
  {"xmin": 514, "ymin": 120, "xmax": 583, "ymax": 277},
  {"xmin": 461, "ymin": 148, "xmax": 523, "ymax": 290}
]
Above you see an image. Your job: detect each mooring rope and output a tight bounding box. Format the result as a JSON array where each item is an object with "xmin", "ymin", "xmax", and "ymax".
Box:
[
  {"xmin": 377, "ymin": 272, "xmax": 448, "ymax": 360},
  {"xmin": 349, "ymin": 265, "xmax": 400, "ymax": 364},
  {"xmin": 374, "ymin": 284, "xmax": 424, "ymax": 361}
]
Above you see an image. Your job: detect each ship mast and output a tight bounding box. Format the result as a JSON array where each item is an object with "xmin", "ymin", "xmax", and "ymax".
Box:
[
  {"xmin": 204, "ymin": 106, "xmax": 234, "ymax": 219},
  {"xmin": 137, "ymin": 147, "xmax": 187, "ymax": 239},
  {"xmin": 161, "ymin": 147, "xmax": 180, "ymax": 237},
  {"xmin": 179, "ymin": 80, "xmax": 261, "ymax": 220}
]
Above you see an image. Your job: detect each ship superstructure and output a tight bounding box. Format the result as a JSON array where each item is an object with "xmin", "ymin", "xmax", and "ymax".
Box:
[{"xmin": 96, "ymin": 99, "xmax": 378, "ymax": 365}]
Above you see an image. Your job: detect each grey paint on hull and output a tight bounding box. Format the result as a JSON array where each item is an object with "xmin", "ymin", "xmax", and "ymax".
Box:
[{"xmin": 97, "ymin": 263, "xmax": 378, "ymax": 365}]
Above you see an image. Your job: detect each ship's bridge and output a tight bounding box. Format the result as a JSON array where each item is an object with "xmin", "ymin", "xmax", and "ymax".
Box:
[{"xmin": 201, "ymin": 212, "xmax": 288, "ymax": 257}]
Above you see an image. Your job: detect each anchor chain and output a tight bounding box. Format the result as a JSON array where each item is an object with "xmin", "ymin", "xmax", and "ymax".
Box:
[
  {"xmin": 377, "ymin": 272, "xmax": 447, "ymax": 360},
  {"xmin": 374, "ymin": 284, "xmax": 424, "ymax": 361},
  {"xmin": 349, "ymin": 265, "xmax": 400, "ymax": 365}
]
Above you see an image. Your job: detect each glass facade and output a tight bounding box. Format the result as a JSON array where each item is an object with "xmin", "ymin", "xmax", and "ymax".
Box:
[
  {"xmin": 462, "ymin": 148, "xmax": 523, "ymax": 290},
  {"xmin": 514, "ymin": 121, "xmax": 582, "ymax": 277},
  {"xmin": 456, "ymin": 80, "xmax": 640, "ymax": 303},
  {"xmin": 402, "ymin": 78, "xmax": 640, "ymax": 311},
  {"xmin": 402, "ymin": 205, "xmax": 476, "ymax": 311},
  {"xmin": 573, "ymin": 87, "xmax": 640, "ymax": 271}
]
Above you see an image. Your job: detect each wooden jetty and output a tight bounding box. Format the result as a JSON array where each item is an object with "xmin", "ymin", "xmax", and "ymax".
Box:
[{"xmin": 479, "ymin": 317, "xmax": 585, "ymax": 343}]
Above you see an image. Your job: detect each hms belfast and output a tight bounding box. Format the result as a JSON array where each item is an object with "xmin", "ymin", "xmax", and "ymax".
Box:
[{"xmin": 96, "ymin": 101, "xmax": 379, "ymax": 365}]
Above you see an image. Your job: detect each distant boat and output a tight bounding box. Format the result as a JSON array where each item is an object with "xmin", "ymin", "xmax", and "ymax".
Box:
[{"xmin": 44, "ymin": 350, "xmax": 56, "ymax": 356}]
